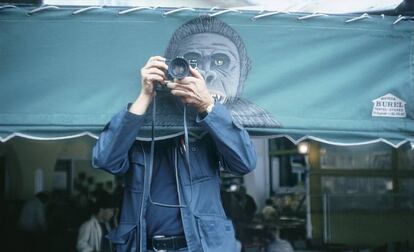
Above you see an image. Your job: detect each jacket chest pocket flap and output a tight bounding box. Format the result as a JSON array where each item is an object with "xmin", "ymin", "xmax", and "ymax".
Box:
[{"xmin": 187, "ymin": 142, "xmax": 217, "ymax": 183}]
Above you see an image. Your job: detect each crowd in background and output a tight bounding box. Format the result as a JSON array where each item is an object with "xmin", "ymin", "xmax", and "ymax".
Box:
[
  {"xmin": 0, "ymin": 173, "xmax": 303, "ymax": 252},
  {"xmin": 221, "ymin": 185, "xmax": 298, "ymax": 251},
  {"xmin": 2, "ymin": 172, "xmax": 122, "ymax": 252}
]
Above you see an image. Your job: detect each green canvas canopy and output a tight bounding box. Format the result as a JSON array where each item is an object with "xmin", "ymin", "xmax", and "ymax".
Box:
[{"xmin": 0, "ymin": 6, "xmax": 413, "ymax": 147}]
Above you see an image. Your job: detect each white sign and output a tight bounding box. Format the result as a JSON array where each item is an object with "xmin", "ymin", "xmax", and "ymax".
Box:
[{"xmin": 372, "ymin": 93, "xmax": 406, "ymax": 118}]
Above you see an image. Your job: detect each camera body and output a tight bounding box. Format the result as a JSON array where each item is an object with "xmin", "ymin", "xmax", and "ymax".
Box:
[{"xmin": 155, "ymin": 57, "xmax": 190, "ymax": 92}]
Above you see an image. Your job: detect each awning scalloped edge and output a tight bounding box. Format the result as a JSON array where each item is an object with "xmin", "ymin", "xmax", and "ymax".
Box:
[{"xmin": 1, "ymin": 132, "xmax": 413, "ymax": 148}]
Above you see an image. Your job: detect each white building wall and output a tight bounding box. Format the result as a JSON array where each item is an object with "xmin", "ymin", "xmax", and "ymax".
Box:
[{"xmin": 243, "ymin": 137, "xmax": 269, "ymax": 213}]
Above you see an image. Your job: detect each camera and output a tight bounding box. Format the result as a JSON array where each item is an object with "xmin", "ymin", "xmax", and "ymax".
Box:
[{"xmin": 155, "ymin": 57, "xmax": 190, "ymax": 92}]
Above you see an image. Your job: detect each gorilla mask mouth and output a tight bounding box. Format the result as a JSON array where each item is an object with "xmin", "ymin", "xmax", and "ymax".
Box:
[{"xmin": 209, "ymin": 90, "xmax": 227, "ymax": 103}]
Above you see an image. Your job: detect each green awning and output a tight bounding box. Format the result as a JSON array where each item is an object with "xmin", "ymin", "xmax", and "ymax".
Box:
[{"xmin": 0, "ymin": 6, "xmax": 413, "ymax": 147}]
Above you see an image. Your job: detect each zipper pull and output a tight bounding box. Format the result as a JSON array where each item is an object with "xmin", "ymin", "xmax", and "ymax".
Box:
[{"xmin": 179, "ymin": 138, "xmax": 186, "ymax": 154}]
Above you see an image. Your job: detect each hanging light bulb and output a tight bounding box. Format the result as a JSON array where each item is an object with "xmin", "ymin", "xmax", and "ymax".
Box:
[{"xmin": 298, "ymin": 142, "xmax": 309, "ymax": 154}]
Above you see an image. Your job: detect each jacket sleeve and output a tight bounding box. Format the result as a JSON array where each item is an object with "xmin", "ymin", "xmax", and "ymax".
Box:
[
  {"xmin": 77, "ymin": 222, "xmax": 94, "ymax": 252},
  {"xmin": 196, "ymin": 103, "xmax": 257, "ymax": 176},
  {"xmin": 92, "ymin": 105, "xmax": 145, "ymax": 175}
]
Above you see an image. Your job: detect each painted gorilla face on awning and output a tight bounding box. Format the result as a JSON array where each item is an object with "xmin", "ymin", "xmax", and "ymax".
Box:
[
  {"xmin": 140, "ymin": 16, "xmax": 280, "ymax": 137},
  {"xmin": 176, "ymin": 33, "xmax": 241, "ymax": 103},
  {"xmin": 165, "ymin": 16, "xmax": 251, "ymax": 101}
]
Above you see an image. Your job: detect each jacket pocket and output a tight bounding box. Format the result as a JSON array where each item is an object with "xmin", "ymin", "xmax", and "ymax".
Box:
[
  {"xmin": 185, "ymin": 141, "xmax": 217, "ymax": 184},
  {"xmin": 196, "ymin": 215, "xmax": 237, "ymax": 251},
  {"xmin": 107, "ymin": 223, "xmax": 138, "ymax": 252}
]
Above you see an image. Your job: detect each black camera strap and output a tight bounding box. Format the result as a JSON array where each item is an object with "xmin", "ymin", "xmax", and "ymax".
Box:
[{"xmin": 147, "ymin": 95, "xmax": 193, "ymax": 208}]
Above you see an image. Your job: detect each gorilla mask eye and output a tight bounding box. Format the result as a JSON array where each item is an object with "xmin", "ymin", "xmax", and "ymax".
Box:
[
  {"xmin": 214, "ymin": 59, "xmax": 224, "ymax": 66},
  {"xmin": 183, "ymin": 52, "xmax": 201, "ymax": 68},
  {"xmin": 211, "ymin": 53, "xmax": 230, "ymax": 69}
]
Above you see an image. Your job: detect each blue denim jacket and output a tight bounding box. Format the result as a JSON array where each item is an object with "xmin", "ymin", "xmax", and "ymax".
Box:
[{"xmin": 92, "ymin": 103, "xmax": 256, "ymax": 252}]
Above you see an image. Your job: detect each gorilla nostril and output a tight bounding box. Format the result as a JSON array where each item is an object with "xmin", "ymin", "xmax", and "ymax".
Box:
[
  {"xmin": 206, "ymin": 75, "xmax": 214, "ymax": 83},
  {"xmin": 204, "ymin": 71, "xmax": 217, "ymax": 84}
]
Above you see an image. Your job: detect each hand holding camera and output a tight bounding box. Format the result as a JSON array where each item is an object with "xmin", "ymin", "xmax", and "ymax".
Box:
[
  {"xmin": 129, "ymin": 56, "xmax": 167, "ymax": 115},
  {"xmin": 140, "ymin": 56, "xmax": 168, "ymax": 97},
  {"xmin": 129, "ymin": 55, "xmax": 213, "ymax": 115},
  {"xmin": 145, "ymin": 55, "xmax": 214, "ymax": 113},
  {"xmin": 168, "ymin": 66, "xmax": 214, "ymax": 113}
]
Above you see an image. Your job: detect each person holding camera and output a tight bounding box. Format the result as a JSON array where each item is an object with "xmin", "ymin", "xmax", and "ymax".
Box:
[{"xmin": 93, "ymin": 16, "xmax": 256, "ymax": 252}]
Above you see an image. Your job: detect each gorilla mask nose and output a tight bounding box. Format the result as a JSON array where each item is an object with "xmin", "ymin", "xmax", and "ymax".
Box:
[{"xmin": 200, "ymin": 70, "xmax": 217, "ymax": 85}]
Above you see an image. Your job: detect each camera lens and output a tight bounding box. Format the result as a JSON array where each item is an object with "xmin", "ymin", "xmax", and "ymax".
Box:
[{"xmin": 168, "ymin": 57, "xmax": 189, "ymax": 80}]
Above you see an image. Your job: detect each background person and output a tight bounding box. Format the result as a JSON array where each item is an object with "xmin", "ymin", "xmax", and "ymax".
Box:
[
  {"xmin": 266, "ymin": 227, "xmax": 294, "ymax": 252},
  {"xmin": 262, "ymin": 198, "xmax": 278, "ymax": 222},
  {"xmin": 18, "ymin": 192, "xmax": 49, "ymax": 252},
  {"xmin": 77, "ymin": 196, "xmax": 115, "ymax": 252}
]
